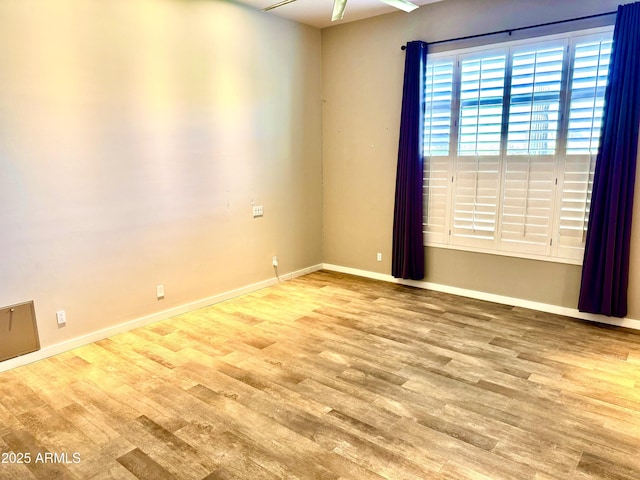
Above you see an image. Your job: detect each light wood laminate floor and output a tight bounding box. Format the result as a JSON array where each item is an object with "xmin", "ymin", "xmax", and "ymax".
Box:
[{"xmin": 1, "ymin": 270, "xmax": 640, "ymax": 479}]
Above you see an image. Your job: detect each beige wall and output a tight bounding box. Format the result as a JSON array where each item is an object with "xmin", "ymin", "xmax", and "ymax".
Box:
[
  {"xmin": 0, "ymin": 0, "xmax": 323, "ymax": 348},
  {"xmin": 322, "ymin": 0, "xmax": 640, "ymax": 317}
]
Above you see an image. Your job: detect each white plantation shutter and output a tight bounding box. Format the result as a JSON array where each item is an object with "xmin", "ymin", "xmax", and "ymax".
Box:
[
  {"xmin": 451, "ymin": 53, "xmax": 506, "ymax": 248},
  {"xmin": 507, "ymin": 44, "xmax": 564, "ymax": 155},
  {"xmin": 423, "ymin": 157, "xmax": 450, "ymax": 243},
  {"xmin": 424, "ymin": 59, "xmax": 454, "ymax": 156},
  {"xmin": 423, "ymin": 58, "xmax": 454, "ymax": 243},
  {"xmin": 499, "ymin": 42, "xmax": 563, "ymax": 254},
  {"xmin": 566, "ymin": 37, "xmax": 612, "ymax": 155},
  {"xmin": 420, "ymin": 27, "xmax": 613, "ymax": 263},
  {"xmin": 557, "ymin": 34, "xmax": 611, "ymax": 259},
  {"xmin": 557, "ymin": 155, "xmax": 596, "ymax": 259},
  {"xmin": 458, "ymin": 54, "xmax": 506, "ymax": 156},
  {"xmin": 451, "ymin": 156, "xmax": 501, "ymax": 247},
  {"xmin": 499, "ymin": 156, "xmax": 555, "ymax": 253}
]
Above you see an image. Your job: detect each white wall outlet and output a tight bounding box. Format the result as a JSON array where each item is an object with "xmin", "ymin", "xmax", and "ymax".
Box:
[
  {"xmin": 156, "ymin": 284, "xmax": 165, "ymax": 299},
  {"xmin": 56, "ymin": 310, "xmax": 66, "ymax": 326},
  {"xmin": 377, "ymin": 252, "xmax": 383, "ymax": 262},
  {"xmin": 252, "ymin": 205, "xmax": 264, "ymax": 217},
  {"xmin": 272, "ymin": 256, "xmax": 278, "ymax": 267}
]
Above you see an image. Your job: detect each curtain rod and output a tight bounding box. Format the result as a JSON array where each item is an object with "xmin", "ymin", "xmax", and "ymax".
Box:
[{"xmin": 400, "ymin": 10, "xmax": 617, "ymax": 50}]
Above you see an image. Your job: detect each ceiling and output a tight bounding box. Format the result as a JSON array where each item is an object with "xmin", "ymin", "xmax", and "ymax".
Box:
[{"xmin": 235, "ymin": 0, "xmax": 445, "ymax": 29}]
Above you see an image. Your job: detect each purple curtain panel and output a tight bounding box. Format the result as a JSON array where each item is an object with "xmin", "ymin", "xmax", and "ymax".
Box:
[
  {"xmin": 392, "ymin": 41, "xmax": 427, "ymax": 280},
  {"xmin": 579, "ymin": 2, "xmax": 640, "ymax": 317}
]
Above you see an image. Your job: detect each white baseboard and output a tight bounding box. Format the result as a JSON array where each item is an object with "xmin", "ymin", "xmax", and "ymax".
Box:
[
  {"xmin": 322, "ymin": 263, "xmax": 640, "ymax": 331},
  {"xmin": 0, "ymin": 264, "xmax": 323, "ymax": 373},
  {"xmin": 5, "ymin": 261, "xmax": 636, "ymax": 373}
]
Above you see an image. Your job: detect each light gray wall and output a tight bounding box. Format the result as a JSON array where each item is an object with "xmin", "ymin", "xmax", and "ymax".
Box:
[
  {"xmin": 322, "ymin": 0, "xmax": 640, "ymax": 317},
  {"xmin": 0, "ymin": 0, "xmax": 323, "ymax": 348}
]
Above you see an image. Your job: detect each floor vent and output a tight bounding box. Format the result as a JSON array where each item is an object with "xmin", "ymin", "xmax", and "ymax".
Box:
[{"xmin": 0, "ymin": 301, "xmax": 40, "ymax": 362}]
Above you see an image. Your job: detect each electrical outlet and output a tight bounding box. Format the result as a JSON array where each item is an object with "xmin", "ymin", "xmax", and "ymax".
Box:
[
  {"xmin": 252, "ymin": 205, "xmax": 264, "ymax": 217},
  {"xmin": 156, "ymin": 284, "xmax": 165, "ymax": 299},
  {"xmin": 377, "ymin": 252, "xmax": 382, "ymax": 262},
  {"xmin": 272, "ymin": 256, "xmax": 278, "ymax": 267},
  {"xmin": 56, "ymin": 310, "xmax": 66, "ymax": 326}
]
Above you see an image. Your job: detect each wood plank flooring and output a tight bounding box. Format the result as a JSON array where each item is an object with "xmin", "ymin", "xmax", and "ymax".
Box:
[{"xmin": 1, "ymin": 270, "xmax": 640, "ymax": 479}]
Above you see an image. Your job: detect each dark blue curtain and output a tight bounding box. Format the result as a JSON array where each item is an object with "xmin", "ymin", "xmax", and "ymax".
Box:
[
  {"xmin": 392, "ymin": 41, "xmax": 427, "ymax": 280},
  {"xmin": 578, "ymin": 2, "xmax": 640, "ymax": 317}
]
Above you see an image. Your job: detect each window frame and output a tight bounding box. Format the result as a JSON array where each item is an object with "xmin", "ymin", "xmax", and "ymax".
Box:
[{"xmin": 422, "ymin": 26, "xmax": 614, "ymax": 265}]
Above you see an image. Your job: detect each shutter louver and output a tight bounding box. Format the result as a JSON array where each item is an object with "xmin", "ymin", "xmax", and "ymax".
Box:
[
  {"xmin": 452, "ymin": 53, "xmax": 505, "ymax": 247},
  {"xmin": 423, "ymin": 58, "xmax": 454, "ymax": 243},
  {"xmin": 424, "ymin": 60, "xmax": 454, "ymax": 156},
  {"xmin": 500, "ymin": 43, "xmax": 562, "ymax": 253},
  {"xmin": 566, "ymin": 39, "xmax": 612, "ymax": 155},
  {"xmin": 451, "ymin": 156, "xmax": 501, "ymax": 245},
  {"xmin": 557, "ymin": 156, "xmax": 596, "ymax": 258},
  {"xmin": 458, "ymin": 55, "xmax": 506, "ymax": 156},
  {"xmin": 559, "ymin": 35, "xmax": 611, "ymax": 258},
  {"xmin": 499, "ymin": 156, "xmax": 555, "ymax": 253},
  {"xmin": 423, "ymin": 157, "xmax": 450, "ymax": 243},
  {"xmin": 507, "ymin": 45, "xmax": 564, "ymax": 155}
]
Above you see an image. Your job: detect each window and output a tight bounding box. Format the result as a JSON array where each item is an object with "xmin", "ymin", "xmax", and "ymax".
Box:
[{"xmin": 423, "ymin": 28, "xmax": 613, "ymax": 263}]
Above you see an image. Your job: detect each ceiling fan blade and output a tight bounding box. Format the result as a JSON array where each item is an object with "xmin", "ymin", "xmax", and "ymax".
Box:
[
  {"xmin": 378, "ymin": 0, "xmax": 419, "ymax": 13},
  {"xmin": 332, "ymin": 0, "xmax": 348, "ymax": 21},
  {"xmin": 263, "ymin": 0, "xmax": 298, "ymax": 12}
]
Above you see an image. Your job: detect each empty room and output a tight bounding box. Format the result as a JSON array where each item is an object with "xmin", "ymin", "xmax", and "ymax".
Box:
[{"xmin": 1, "ymin": 0, "xmax": 640, "ymax": 478}]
